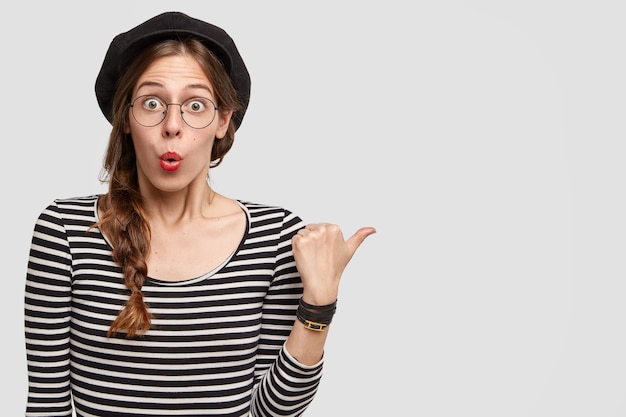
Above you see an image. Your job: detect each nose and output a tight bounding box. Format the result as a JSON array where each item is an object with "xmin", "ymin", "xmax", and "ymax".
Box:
[{"xmin": 162, "ymin": 103, "xmax": 184, "ymax": 137}]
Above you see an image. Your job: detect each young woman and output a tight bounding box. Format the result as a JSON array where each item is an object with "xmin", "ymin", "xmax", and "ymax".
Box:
[{"xmin": 24, "ymin": 11, "xmax": 375, "ymax": 417}]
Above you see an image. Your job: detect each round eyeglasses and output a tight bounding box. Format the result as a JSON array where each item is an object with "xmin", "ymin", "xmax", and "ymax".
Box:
[{"xmin": 129, "ymin": 95, "xmax": 219, "ymax": 129}]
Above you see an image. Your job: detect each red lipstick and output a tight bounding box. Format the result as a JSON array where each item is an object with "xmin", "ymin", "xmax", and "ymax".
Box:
[{"xmin": 160, "ymin": 152, "xmax": 182, "ymax": 172}]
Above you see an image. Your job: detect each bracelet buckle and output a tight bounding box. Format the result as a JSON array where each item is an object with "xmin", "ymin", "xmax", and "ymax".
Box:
[{"xmin": 301, "ymin": 318, "xmax": 328, "ymax": 331}]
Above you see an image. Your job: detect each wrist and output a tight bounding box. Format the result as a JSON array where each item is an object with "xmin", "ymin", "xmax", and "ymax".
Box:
[
  {"xmin": 301, "ymin": 291, "xmax": 338, "ymax": 307},
  {"xmin": 295, "ymin": 297, "xmax": 337, "ymax": 332}
]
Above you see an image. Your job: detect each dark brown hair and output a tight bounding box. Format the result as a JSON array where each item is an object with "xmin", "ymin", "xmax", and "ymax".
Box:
[{"xmin": 95, "ymin": 38, "xmax": 241, "ymax": 337}]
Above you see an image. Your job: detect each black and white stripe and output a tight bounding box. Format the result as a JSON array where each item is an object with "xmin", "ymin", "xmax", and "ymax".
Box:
[{"xmin": 25, "ymin": 195, "xmax": 322, "ymax": 417}]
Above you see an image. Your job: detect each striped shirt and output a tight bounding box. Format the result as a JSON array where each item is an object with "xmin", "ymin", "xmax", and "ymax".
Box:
[{"xmin": 24, "ymin": 195, "xmax": 322, "ymax": 417}]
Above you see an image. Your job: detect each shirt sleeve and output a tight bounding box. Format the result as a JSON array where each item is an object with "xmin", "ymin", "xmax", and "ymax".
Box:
[
  {"xmin": 249, "ymin": 209, "xmax": 323, "ymax": 416},
  {"xmin": 24, "ymin": 202, "xmax": 74, "ymax": 417}
]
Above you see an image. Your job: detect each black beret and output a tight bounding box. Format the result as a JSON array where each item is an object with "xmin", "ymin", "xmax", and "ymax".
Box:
[{"xmin": 95, "ymin": 11, "xmax": 251, "ymax": 130}]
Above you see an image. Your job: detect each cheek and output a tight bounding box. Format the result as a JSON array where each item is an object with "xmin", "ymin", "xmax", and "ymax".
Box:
[{"xmin": 129, "ymin": 133, "xmax": 150, "ymax": 157}]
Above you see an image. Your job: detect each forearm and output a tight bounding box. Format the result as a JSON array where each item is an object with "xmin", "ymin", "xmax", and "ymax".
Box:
[
  {"xmin": 250, "ymin": 347, "xmax": 322, "ymax": 417},
  {"xmin": 285, "ymin": 296, "xmax": 337, "ymax": 365},
  {"xmin": 285, "ymin": 320, "xmax": 330, "ymax": 365}
]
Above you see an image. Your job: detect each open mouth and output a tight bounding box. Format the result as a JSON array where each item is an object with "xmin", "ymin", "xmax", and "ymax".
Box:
[{"xmin": 160, "ymin": 152, "xmax": 182, "ymax": 171}]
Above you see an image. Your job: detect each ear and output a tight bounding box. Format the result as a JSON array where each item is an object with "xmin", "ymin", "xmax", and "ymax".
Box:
[{"xmin": 215, "ymin": 109, "xmax": 234, "ymax": 139}]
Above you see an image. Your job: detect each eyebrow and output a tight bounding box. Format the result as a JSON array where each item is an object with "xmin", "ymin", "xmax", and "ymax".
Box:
[{"xmin": 135, "ymin": 81, "xmax": 214, "ymax": 95}]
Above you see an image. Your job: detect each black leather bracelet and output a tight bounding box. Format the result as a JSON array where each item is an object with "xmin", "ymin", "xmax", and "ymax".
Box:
[
  {"xmin": 295, "ymin": 312, "xmax": 329, "ymax": 331},
  {"xmin": 296, "ymin": 298, "xmax": 337, "ymax": 331},
  {"xmin": 299, "ymin": 298, "xmax": 337, "ymax": 311}
]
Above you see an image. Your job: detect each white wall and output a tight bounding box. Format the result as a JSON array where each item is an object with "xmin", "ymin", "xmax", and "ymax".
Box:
[{"xmin": 3, "ymin": 1, "xmax": 625, "ymax": 415}]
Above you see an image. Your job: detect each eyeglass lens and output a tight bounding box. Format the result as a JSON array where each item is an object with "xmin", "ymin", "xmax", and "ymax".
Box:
[{"xmin": 130, "ymin": 95, "xmax": 218, "ymax": 129}]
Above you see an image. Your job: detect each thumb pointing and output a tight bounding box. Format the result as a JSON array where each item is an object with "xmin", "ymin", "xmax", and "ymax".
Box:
[{"xmin": 346, "ymin": 226, "xmax": 377, "ymax": 255}]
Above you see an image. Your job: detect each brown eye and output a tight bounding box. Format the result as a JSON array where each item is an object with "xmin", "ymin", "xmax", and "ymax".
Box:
[
  {"xmin": 143, "ymin": 97, "xmax": 164, "ymax": 111},
  {"xmin": 184, "ymin": 98, "xmax": 208, "ymax": 113}
]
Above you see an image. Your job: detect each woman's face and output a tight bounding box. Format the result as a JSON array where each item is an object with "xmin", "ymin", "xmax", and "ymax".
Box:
[{"xmin": 127, "ymin": 54, "xmax": 232, "ymax": 194}]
